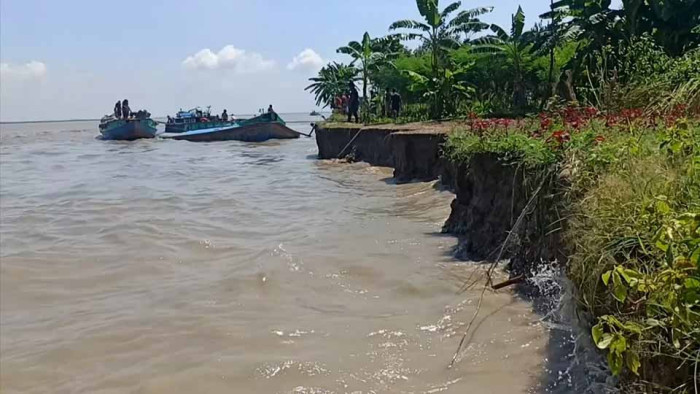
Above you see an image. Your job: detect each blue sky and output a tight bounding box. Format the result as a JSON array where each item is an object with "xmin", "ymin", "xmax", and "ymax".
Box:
[{"xmin": 1, "ymin": 0, "xmax": 557, "ymax": 122}]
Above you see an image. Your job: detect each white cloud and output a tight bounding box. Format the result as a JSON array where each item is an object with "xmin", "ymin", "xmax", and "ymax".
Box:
[
  {"xmin": 0, "ymin": 61, "xmax": 47, "ymax": 80},
  {"xmin": 287, "ymin": 49, "xmax": 324, "ymax": 72},
  {"xmin": 182, "ymin": 45, "xmax": 275, "ymax": 73}
]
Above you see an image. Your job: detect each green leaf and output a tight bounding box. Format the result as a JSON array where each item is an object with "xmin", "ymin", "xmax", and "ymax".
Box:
[
  {"xmin": 689, "ymin": 246, "xmax": 699, "ymax": 266},
  {"xmin": 512, "ymin": 6, "xmax": 525, "ymax": 38},
  {"xmin": 672, "ymin": 334, "xmax": 681, "ymax": 349},
  {"xmin": 645, "ymin": 318, "xmax": 662, "ymax": 327},
  {"xmin": 613, "ymin": 285, "xmax": 628, "ymax": 303},
  {"xmin": 625, "ymin": 351, "xmax": 641, "ymax": 375},
  {"xmin": 596, "ymin": 333, "xmax": 614, "ymax": 349},
  {"xmin": 602, "ymin": 270, "xmax": 613, "ymax": 286},
  {"xmin": 654, "ymin": 200, "xmax": 671, "ymax": 215},
  {"xmin": 612, "ymin": 272, "xmax": 628, "ymax": 303},
  {"xmin": 654, "ymin": 227, "xmax": 670, "ymax": 252},
  {"xmin": 666, "ymin": 245, "xmax": 674, "ymax": 267},
  {"xmin": 610, "ymin": 334, "xmax": 627, "ymax": 355},
  {"xmin": 607, "ymin": 351, "xmax": 624, "ymax": 376},
  {"xmin": 685, "ymin": 277, "xmax": 700, "ymax": 290},
  {"xmin": 592, "ymin": 323, "xmax": 604, "ymax": 345},
  {"xmin": 616, "ymin": 267, "xmax": 632, "ymax": 284},
  {"xmin": 623, "ymin": 321, "xmax": 644, "ymax": 335}
]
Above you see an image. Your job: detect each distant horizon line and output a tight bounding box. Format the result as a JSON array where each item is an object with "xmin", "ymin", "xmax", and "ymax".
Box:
[{"xmin": 0, "ymin": 111, "xmax": 330, "ymax": 125}]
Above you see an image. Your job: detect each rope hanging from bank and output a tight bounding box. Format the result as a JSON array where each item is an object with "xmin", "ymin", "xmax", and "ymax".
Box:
[{"xmin": 336, "ymin": 128, "xmax": 364, "ymax": 159}]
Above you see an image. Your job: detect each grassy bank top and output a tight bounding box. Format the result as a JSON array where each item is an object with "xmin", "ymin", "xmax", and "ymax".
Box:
[{"xmin": 318, "ymin": 120, "xmax": 463, "ymax": 135}]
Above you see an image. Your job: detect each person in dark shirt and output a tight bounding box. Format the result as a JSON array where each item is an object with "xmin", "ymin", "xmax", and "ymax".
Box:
[
  {"xmin": 390, "ymin": 89, "xmax": 402, "ymax": 119},
  {"xmin": 222, "ymin": 109, "xmax": 229, "ymax": 122},
  {"xmin": 347, "ymin": 82, "xmax": 360, "ymax": 123},
  {"xmin": 121, "ymin": 99, "xmax": 131, "ymax": 119},
  {"xmin": 114, "ymin": 101, "xmax": 122, "ymax": 118}
]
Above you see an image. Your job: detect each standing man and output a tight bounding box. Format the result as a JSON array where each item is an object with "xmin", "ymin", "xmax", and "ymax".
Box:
[
  {"xmin": 390, "ymin": 89, "xmax": 402, "ymax": 119},
  {"xmin": 121, "ymin": 99, "xmax": 131, "ymax": 119},
  {"xmin": 347, "ymin": 82, "xmax": 359, "ymax": 123},
  {"xmin": 222, "ymin": 109, "xmax": 229, "ymax": 121},
  {"xmin": 114, "ymin": 101, "xmax": 122, "ymax": 119}
]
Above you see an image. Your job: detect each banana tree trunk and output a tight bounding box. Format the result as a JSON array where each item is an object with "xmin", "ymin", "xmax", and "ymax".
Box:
[{"xmin": 362, "ymin": 65, "xmax": 369, "ymax": 123}]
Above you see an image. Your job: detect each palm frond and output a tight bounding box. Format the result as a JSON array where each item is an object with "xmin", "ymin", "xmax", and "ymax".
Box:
[
  {"xmin": 512, "ymin": 6, "xmax": 525, "ymax": 38},
  {"xmin": 389, "ymin": 19, "xmax": 431, "ymax": 32},
  {"xmin": 441, "ymin": 1, "xmax": 462, "ymax": 20},
  {"xmin": 489, "ymin": 24, "xmax": 510, "ymax": 41},
  {"xmin": 392, "ymin": 32, "xmax": 428, "ymax": 42}
]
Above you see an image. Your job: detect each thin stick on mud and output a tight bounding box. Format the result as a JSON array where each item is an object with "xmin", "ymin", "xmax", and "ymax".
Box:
[{"xmin": 450, "ymin": 281, "xmax": 488, "ymax": 368}]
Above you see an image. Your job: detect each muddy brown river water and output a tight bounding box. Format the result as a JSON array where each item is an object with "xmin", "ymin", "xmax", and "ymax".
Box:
[{"xmin": 1, "ymin": 116, "xmax": 551, "ymax": 393}]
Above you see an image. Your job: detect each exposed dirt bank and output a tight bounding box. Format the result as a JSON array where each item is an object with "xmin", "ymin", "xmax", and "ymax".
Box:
[{"xmin": 315, "ymin": 122, "xmax": 460, "ymax": 182}]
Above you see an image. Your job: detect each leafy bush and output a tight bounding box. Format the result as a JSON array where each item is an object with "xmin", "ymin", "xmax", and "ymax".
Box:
[{"xmin": 566, "ymin": 119, "xmax": 700, "ymax": 389}]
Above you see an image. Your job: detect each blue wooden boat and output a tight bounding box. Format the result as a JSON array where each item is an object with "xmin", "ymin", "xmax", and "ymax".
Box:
[
  {"xmin": 160, "ymin": 108, "xmax": 301, "ymax": 142},
  {"xmin": 99, "ymin": 113, "xmax": 157, "ymax": 141}
]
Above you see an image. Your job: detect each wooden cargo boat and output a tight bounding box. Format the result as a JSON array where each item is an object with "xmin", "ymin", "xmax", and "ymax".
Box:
[
  {"xmin": 161, "ymin": 108, "xmax": 301, "ymax": 142},
  {"xmin": 98, "ymin": 113, "xmax": 157, "ymax": 141}
]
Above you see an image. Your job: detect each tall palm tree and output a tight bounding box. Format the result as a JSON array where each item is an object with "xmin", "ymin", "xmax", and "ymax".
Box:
[
  {"xmin": 305, "ymin": 62, "xmax": 359, "ymax": 108},
  {"xmin": 389, "ymin": 0, "xmax": 491, "ymax": 118},
  {"xmin": 475, "ymin": 6, "xmax": 533, "ymax": 110}
]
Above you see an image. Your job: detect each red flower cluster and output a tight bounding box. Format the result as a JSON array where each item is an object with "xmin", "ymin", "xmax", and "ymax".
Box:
[
  {"xmin": 464, "ymin": 104, "xmax": 695, "ymax": 149},
  {"xmin": 539, "ymin": 112, "xmax": 553, "ymax": 131},
  {"xmin": 468, "ymin": 117, "xmax": 516, "ymax": 134},
  {"xmin": 559, "ymin": 106, "xmax": 599, "ymax": 129},
  {"xmin": 548, "ymin": 130, "xmax": 571, "ymax": 147}
]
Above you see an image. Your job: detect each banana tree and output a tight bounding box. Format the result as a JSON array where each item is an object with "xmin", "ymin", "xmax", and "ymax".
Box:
[
  {"xmin": 403, "ymin": 59, "xmax": 475, "ymax": 117},
  {"xmin": 305, "ymin": 62, "xmax": 359, "ymax": 108},
  {"xmin": 389, "ymin": 0, "xmax": 491, "ymax": 118},
  {"xmin": 337, "ymin": 32, "xmax": 397, "ymax": 121},
  {"xmin": 474, "ymin": 6, "xmax": 533, "ymax": 110}
]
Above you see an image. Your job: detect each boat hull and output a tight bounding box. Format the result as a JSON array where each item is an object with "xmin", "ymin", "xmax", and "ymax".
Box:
[
  {"xmin": 162, "ymin": 122, "xmax": 301, "ymax": 142},
  {"xmin": 100, "ymin": 119, "xmax": 157, "ymax": 141}
]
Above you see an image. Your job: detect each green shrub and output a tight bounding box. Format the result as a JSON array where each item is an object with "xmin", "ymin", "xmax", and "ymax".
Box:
[
  {"xmin": 566, "ymin": 120, "xmax": 700, "ymax": 389},
  {"xmin": 444, "ymin": 129, "xmax": 557, "ymax": 168}
]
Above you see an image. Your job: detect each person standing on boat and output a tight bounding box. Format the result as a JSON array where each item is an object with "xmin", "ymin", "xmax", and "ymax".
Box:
[
  {"xmin": 347, "ymin": 82, "xmax": 359, "ymax": 123},
  {"xmin": 121, "ymin": 99, "xmax": 131, "ymax": 119},
  {"xmin": 268, "ymin": 105, "xmax": 277, "ymax": 121},
  {"xmin": 114, "ymin": 101, "xmax": 122, "ymax": 119},
  {"xmin": 222, "ymin": 109, "xmax": 229, "ymax": 122}
]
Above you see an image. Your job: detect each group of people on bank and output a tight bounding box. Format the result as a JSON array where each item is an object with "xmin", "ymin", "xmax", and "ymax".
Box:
[{"xmin": 332, "ymin": 83, "xmax": 402, "ymax": 123}]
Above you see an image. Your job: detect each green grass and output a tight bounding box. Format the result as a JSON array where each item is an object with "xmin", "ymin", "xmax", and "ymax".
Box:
[
  {"xmin": 444, "ymin": 130, "xmax": 558, "ymax": 168},
  {"xmin": 565, "ymin": 120, "xmax": 699, "ymax": 391}
]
